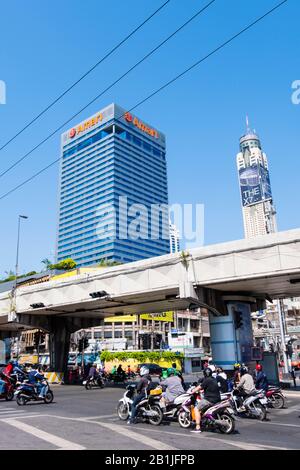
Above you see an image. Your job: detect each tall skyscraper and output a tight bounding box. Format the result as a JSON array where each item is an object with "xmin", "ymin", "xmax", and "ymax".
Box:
[
  {"xmin": 56, "ymin": 103, "xmax": 169, "ymax": 266},
  {"xmin": 236, "ymin": 119, "xmax": 277, "ymax": 239},
  {"xmin": 169, "ymin": 222, "xmax": 180, "ymax": 253}
]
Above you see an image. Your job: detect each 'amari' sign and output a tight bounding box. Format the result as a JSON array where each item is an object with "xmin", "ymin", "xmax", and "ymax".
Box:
[{"xmin": 124, "ymin": 112, "xmax": 159, "ymax": 139}]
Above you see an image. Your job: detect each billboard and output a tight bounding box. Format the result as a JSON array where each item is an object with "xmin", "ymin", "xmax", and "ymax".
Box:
[{"xmin": 239, "ymin": 164, "xmax": 272, "ymax": 207}]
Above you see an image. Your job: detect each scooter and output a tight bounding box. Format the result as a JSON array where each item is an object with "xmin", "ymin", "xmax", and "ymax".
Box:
[
  {"xmin": 83, "ymin": 374, "xmax": 105, "ymax": 390},
  {"xmin": 221, "ymin": 389, "xmax": 268, "ymax": 420},
  {"xmin": 266, "ymin": 386, "xmax": 286, "ymax": 409},
  {"xmin": 177, "ymin": 392, "xmax": 235, "ymax": 434},
  {"xmin": 117, "ymin": 384, "xmax": 163, "ymax": 425},
  {"xmin": 14, "ymin": 379, "xmax": 54, "ymax": 406},
  {"xmin": 0, "ymin": 375, "xmax": 14, "ymax": 401}
]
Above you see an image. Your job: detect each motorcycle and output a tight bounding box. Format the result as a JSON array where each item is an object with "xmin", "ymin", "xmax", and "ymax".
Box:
[
  {"xmin": 222, "ymin": 389, "xmax": 268, "ymax": 420},
  {"xmin": 178, "ymin": 392, "xmax": 235, "ymax": 434},
  {"xmin": 83, "ymin": 374, "xmax": 105, "ymax": 390},
  {"xmin": 108, "ymin": 372, "xmax": 127, "ymax": 385},
  {"xmin": 117, "ymin": 384, "xmax": 163, "ymax": 425},
  {"xmin": 0, "ymin": 375, "xmax": 14, "ymax": 401},
  {"xmin": 14, "ymin": 380, "xmax": 54, "ymax": 406},
  {"xmin": 266, "ymin": 386, "xmax": 286, "ymax": 409},
  {"xmin": 157, "ymin": 384, "xmax": 197, "ymax": 421}
]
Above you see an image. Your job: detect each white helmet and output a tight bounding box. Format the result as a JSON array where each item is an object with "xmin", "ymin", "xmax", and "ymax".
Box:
[
  {"xmin": 140, "ymin": 366, "xmax": 149, "ymax": 376},
  {"xmin": 208, "ymin": 364, "xmax": 216, "ymax": 373}
]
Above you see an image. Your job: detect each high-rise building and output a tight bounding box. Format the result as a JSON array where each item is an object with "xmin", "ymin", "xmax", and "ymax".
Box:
[
  {"xmin": 236, "ymin": 119, "xmax": 277, "ymax": 239},
  {"xmin": 56, "ymin": 103, "xmax": 169, "ymax": 266},
  {"xmin": 169, "ymin": 222, "xmax": 180, "ymax": 253}
]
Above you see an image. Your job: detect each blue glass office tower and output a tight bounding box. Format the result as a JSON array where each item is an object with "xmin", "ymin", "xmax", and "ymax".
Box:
[{"xmin": 56, "ymin": 103, "xmax": 169, "ymax": 266}]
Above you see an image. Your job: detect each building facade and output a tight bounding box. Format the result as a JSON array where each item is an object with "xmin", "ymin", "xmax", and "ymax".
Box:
[
  {"xmin": 169, "ymin": 222, "xmax": 180, "ymax": 253},
  {"xmin": 236, "ymin": 123, "xmax": 277, "ymax": 239},
  {"xmin": 56, "ymin": 103, "xmax": 169, "ymax": 266}
]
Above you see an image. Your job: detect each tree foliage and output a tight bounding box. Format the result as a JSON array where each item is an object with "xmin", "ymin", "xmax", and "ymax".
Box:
[
  {"xmin": 100, "ymin": 350, "xmax": 184, "ymax": 363},
  {"xmin": 50, "ymin": 258, "xmax": 77, "ymax": 271}
]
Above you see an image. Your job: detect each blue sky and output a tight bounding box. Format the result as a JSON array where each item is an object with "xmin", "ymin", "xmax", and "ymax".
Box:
[{"xmin": 0, "ymin": 0, "xmax": 299, "ymax": 277}]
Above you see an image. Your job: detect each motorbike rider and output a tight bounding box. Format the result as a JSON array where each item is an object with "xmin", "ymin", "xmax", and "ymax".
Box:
[
  {"xmin": 128, "ymin": 366, "xmax": 152, "ymax": 425},
  {"xmin": 235, "ymin": 365, "xmax": 256, "ymax": 411},
  {"xmin": 190, "ymin": 367, "xmax": 221, "ymax": 433},
  {"xmin": 88, "ymin": 363, "xmax": 98, "ymax": 379},
  {"xmin": 117, "ymin": 364, "xmax": 126, "ymax": 378},
  {"xmin": 159, "ymin": 368, "xmax": 185, "ymax": 410},
  {"xmin": 255, "ymin": 364, "xmax": 268, "ymax": 392},
  {"xmin": 28, "ymin": 364, "xmax": 47, "ymax": 399}
]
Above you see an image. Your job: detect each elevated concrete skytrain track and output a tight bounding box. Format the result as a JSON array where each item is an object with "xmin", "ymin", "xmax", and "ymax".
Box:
[{"xmin": 1, "ymin": 229, "xmax": 300, "ymax": 371}]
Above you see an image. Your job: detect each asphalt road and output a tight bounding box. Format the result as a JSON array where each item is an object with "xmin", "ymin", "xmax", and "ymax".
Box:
[{"xmin": 0, "ymin": 384, "xmax": 299, "ymax": 450}]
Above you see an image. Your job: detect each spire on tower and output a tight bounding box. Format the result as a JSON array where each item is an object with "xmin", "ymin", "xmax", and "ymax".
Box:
[{"xmin": 246, "ymin": 115, "xmax": 250, "ymax": 134}]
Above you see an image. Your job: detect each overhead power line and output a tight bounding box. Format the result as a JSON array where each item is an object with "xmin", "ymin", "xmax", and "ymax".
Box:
[
  {"xmin": 0, "ymin": 0, "xmax": 171, "ymax": 153},
  {"xmin": 0, "ymin": 0, "xmax": 288, "ymax": 202},
  {"xmin": 0, "ymin": 0, "xmax": 216, "ymax": 180}
]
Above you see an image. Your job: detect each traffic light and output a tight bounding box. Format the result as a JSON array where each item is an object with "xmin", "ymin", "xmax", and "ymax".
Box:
[
  {"xmin": 234, "ymin": 311, "xmax": 243, "ymax": 329},
  {"xmin": 78, "ymin": 337, "xmax": 89, "ymax": 352},
  {"xmin": 34, "ymin": 331, "xmax": 40, "ymax": 347}
]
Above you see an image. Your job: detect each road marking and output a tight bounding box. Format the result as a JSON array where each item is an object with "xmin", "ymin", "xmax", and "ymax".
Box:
[
  {"xmin": 125, "ymin": 425, "xmax": 291, "ymax": 450},
  {"xmin": 260, "ymin": 421, "xmax": 300, "ymax": 429},
  {"xmin": 85, "ymin": 420, "xmax": 177, "ymax": 450},
  {"xmin": 2, "ymin": 419, "xmax": 86, "ymax": 450}
]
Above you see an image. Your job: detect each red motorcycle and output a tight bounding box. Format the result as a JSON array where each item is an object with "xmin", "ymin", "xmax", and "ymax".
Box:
[
  {"xmin": 266, "ymin": 386, "xmax": 286, "ymax": 409},
  {"xmin": 0, "ymin": 374, "xmax": 14, "ymax": 401}
]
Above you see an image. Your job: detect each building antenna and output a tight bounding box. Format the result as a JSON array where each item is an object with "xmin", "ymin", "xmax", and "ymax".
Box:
[{"xmin": 246, "ymin": 115, "xmax": 251, "ymax": 134}]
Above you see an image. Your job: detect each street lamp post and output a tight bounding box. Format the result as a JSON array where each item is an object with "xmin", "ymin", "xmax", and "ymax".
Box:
[{"xmin": 13, "ymin": 215, "xmax": 28, "ymax": 315}]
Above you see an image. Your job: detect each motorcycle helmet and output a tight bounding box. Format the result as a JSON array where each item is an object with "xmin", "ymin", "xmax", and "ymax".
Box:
[
  {"xmin": 255, "ymin": 364, "xmax": 262, "ymax": 372},
  {"xmin": 240, "ymin": 366, "xmax": 248, "ymax": 376},
  {"xmin": 203, "ymin": 367, "xmax": 213, "ymax": 378},
  {"xmin": 233, "ymin": 363, "xmax": 241, "ymax": 370},
  {"xmin": 167, "ymin": 368, "xmax": 176, "ymax": 377},
  {"xmin": 208, "ymin": 364, "xmax": 216, "ymax": 373},
  {"xmin": 139, "ymin": 366, "xmax": 150, "ymax": 377}
]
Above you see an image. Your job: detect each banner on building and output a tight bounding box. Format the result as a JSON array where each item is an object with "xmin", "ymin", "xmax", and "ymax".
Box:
[
  {"xmin": 239, "ymin": 164, "xmax": 272, "ymax": 207},
  {"xmin": 140, "ymin": 311, "xmax": 174, "ymax": 322},
  {"xmin": 104, "ymin": 315, "xmax": 137, "ymax": 323}
]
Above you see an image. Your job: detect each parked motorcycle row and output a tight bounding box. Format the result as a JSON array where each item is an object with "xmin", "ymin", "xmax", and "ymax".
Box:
[{"xmin": 117, "ymin": 381, "xmax": 286, "ymax": 434}]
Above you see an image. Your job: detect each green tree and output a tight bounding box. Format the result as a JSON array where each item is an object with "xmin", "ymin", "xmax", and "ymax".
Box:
[{"xmin": 50, "ymin": 258, "xmax": 77, "ymax": 271}]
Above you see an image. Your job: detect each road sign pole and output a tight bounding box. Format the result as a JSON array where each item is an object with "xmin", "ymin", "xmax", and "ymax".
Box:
[{"xmin": 277, "ymin": 299, "xmax": 289, "ymax": 374}]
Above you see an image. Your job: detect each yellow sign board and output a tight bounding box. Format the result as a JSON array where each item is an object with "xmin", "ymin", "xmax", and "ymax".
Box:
[
  {"xmin": 140, "ymin": 311, "xmax": 174, "ymax": 322},
  {"xmin": 104, "ymin": 312, "xmax": 174, "ymax": 323},
  {"xmin": 104, "ymin": 315, "xmax": 137, "ymax": 323}
]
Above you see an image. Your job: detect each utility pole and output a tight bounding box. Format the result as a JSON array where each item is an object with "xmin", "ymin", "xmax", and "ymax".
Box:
[{"xmin": 277, "ymin": 299, "xmax": 289, "ymax": 374}]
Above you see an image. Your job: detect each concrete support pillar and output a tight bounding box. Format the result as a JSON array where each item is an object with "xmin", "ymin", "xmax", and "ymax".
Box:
[
  {"xmin": 48, "ymin": 318, "xmax": 71, "ymax": 374},
  {"xmin": 209, "ymin": 296, "xmax": 256, "ymax": 370}
]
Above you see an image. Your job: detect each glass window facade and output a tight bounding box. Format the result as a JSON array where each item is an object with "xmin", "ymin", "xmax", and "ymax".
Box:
[{"xmin": 56, "ymin": 103, "xmax": 169, "ymax": 266}]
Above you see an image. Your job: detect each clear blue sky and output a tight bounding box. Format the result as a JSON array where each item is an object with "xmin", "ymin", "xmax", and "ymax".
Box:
[{"xmin": 0, "ymin": 0, "xmax": 299, "ymax": 277}]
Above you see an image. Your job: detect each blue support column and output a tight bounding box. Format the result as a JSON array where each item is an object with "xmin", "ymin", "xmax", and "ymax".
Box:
[{"xmin": 209, "ymin": 298, "xmax": 255, "ymax": 370}]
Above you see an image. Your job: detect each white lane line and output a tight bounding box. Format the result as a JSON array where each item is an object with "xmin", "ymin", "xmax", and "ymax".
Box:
[
  {"xmin": 0, "ymin": 410, "xmax": 27, "ymax": 415},
  {"xmin": 85, "ymin": 420, "xmax": 177, "ymax": 450},
  {"xmin": 260, "ymin": 421, "xmax": 300, "ymax": 429},
  {"xmin": 125, "ymin": 426, "xmax": 291, "ymax": 450},
  {"xmin": 2, "ymin": 419, "xmax": 86, "ymax": 450}
]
